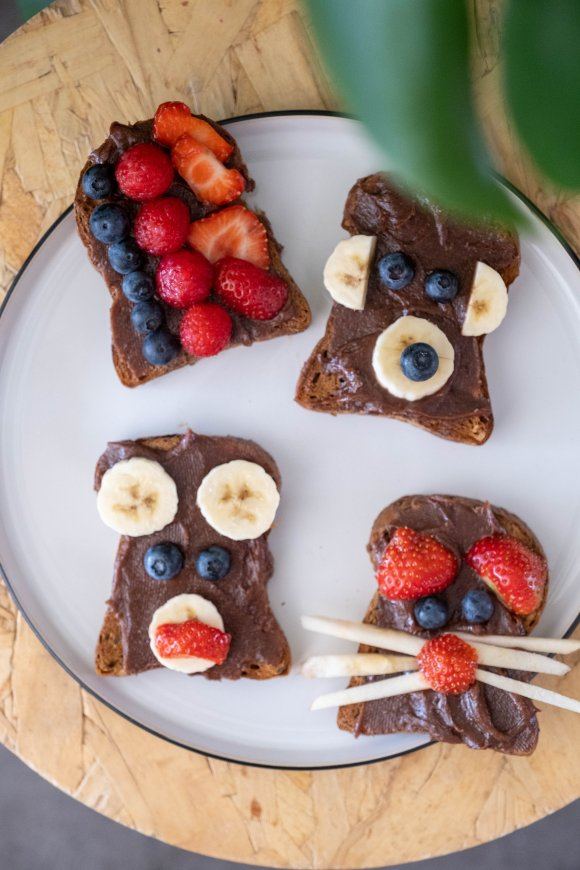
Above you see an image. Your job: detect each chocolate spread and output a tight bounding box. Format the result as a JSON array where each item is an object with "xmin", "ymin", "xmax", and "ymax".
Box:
[
  {"xmin": 95, "ymin": 430, "xmax": 289, "ymax": 679},
  {"xmin": 312, "ymin": 174, "xmax": 520, "ymax": 425},
  {"xmin": 350, "ymin": 495, "xmax": 540, "ymax": 754}
]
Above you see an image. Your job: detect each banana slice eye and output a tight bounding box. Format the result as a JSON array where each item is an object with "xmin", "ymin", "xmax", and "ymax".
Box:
[
  {"xmin": 97, "ymin": 457, "xmax": 178, "ymax": 536},
  {"xmin": 197, "ymin": 459, "xmax": 280, "ymax": 541},
  {"xmin": 372, "ymin": 315, "xmax": 455, "ymax": 401}
]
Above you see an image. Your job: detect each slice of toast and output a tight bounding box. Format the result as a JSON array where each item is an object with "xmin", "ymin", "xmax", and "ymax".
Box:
[
  {"xmin": 336, "ymin": 495, "xmax": 548, "ymax": 754},
  {"xmin": 296, "ymin": 175, "xmax": 520, "ymax": 445},
  {"xmin": 75, "ymin": 112, "xmax": 311, "ymax": 387},
  {"xmin": 95, "ymin": 431, "xmax": 290, "ymax": 680}
]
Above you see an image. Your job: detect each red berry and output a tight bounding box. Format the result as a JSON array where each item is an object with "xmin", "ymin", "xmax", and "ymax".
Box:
[
  {"xmin": 188, "ymin": 205, "xmax": 270, "ymax": 269},
  {"xmin": 465, "ymin": 534, "xmax": 547, "ymax": 616},
  {"xmin": 214, "ymin": 256, "xmax": 288, "ymax": 321},
  {"xmin": 417, "ymin": 634, "xmax": 478, "ymax": 694},
  {"xmin": 156, "ymin": 249, "xmax": 213, "ymax": 309},
  {"xmin": 115, "ymin": 142, "xmax": 174, "ymax": 201},
  {"xmin": 376, "ymin": 527, "xmax": 458, "ymax": 600},
  {"xmin": 133, "ymin": 197, "xmax": 190, "ymax": 255},
  {"xmin": 179, "ymin": 302, "xmax": 232, "ymax": 357},
  {"xmin": 155, "ymin": 619, "xmax": 231, "ymax": 664},
  {"xmin": 172, "ymin": 135, "xmax": 245, "ymax": 206},
  {"xmin": 153, "ymin": 102, "xmax": 234, "ymax": 162}
]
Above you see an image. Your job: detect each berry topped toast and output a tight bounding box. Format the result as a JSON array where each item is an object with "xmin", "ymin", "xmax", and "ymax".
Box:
[
  {"xmin": 95, "ymin": 430, "xmax": 289, "ymax": 680},
  {"xmin": 296, "ymin": 174, "xmax": 520, "ymax": 444},
  {"xmin": 337, "ymin": 495, "xmax": 548, "ymax": 754},
  {"xmin": 75, "ymin": 102, "xmax": 311, "ymax": 387}
]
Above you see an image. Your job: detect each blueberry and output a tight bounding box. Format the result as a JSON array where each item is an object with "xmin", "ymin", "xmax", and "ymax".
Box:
[
  {"xmin": 108, "ymin": 239, "xmax": 143, "ymax": 274},
  {"xmin": 131, "ymin": 301, "xmax": 164, "ymax": 335},
  {"xmin": 144, "ymin": 543, "xmax": 184, "ymax": 581},
  {"xmin": 142, "ymin": 329, "xmax": 180, "ymax": 366},
  {"xmin": 425, "ymin": 270, "xmax": 459, "ymax": 302},
  {"xmin": 462, "ymin": 589, "xmax": 494, "ymax": 624},
  {"xmin": 122, "ymin": 271, "xmax": 154, "ymax": 303},
  {"xmin": 377, "ymin": 252, "xmax": 415, "ymax": 290},
  {"xmin": 89, "ymin": 203, "xmax": 129, "ymax": 244},
  {"xmin": 414, "ymin": 596, "xmax": 449, "ymax": 630},
  {"xmin": 400, "ymin": 342, "xmax": 439, "ymax": 381},
  {"xmin": 196, "ymin": 546, "xmax": 231, "ymax": 581},
  {"xmin": 82, "ymin": 164, "xmax": 115, "ymax": 199}
]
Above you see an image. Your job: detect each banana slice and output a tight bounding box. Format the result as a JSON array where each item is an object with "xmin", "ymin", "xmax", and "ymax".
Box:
[
  {"xmin": 323, "ymin": 235, "xmax": 377, "ymax": 310},
  {"xmin": 462, "ymin": 261, "xmax": 508, "ymax": 336},
  {"xmin": 197, "ymin": 459, "xmax": 280, "ymax": 541},
  {"xmin": 97, "ymin": 457, "xmax": 178, "ymax": 537},
  {"xmin": 149, "ymin": 593, "xmax": 224, "ymax": 673},
  {"xmin": 372, "ymin": 315, "xmax": 454, "ymax": 401}
]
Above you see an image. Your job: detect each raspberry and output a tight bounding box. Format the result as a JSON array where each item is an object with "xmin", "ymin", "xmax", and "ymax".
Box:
[
  {"xmin": 155, "ymin": 619, "xmax": 231, "ymax": 664},
  {"xmin": 376, "ymin": 527, "xmax": 458, "ymax": 600},
  {"xmin": 115, "ymin": 142, "xmax": 174, "ymax": 201},
  {"xmin": 214, "ymin": 256, "xmax": 288, "ymax": 321},
  {"xmin": 417, "ymin": 634, "xmax": 478, "ymax": 694},
  {"xmin": 133, "ymin": 197, "xmax": 190, "ymax": 255},
  {"xmin": 179, "ymin": 302, "xmax": 232, "ymax": 357},
  {"xmin": 156, "ymin": 249, "xmax": 213, "ymax": 309}
]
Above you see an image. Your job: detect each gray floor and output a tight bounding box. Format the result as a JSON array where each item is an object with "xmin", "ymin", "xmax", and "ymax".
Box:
[{"xmin": 0, "ymin": 743, "xmax": 578, "ymax": 870}]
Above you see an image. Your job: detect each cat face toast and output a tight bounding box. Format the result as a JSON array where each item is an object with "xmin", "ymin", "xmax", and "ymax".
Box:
[
  {"xmin": 75, "ymin": 105, "xmax": 311, "ymax": 387},
  {"xmin": 337, "ymin": 495, "xmax": 548, "ymax": 755},
  {"xmin": 296, "ymin": 174, "xmax": 520, "ymax": 444},
  {"xmin": 95, "ymin": 431, "xmax": 290, "ymax": 680}
]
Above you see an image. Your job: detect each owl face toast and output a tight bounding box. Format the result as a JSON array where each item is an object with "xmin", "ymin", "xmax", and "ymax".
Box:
[{"xmin": 296, "ymin": 174, "xmax": 520, "ymax": 444}]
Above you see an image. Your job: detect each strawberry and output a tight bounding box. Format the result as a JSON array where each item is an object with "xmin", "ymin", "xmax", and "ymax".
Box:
[
  {"xmin": 153, "ymin": 101, "xmax": 234, "ymax": 162},
  {"xmin": 172, "ymin": 135, "xmax": 245, "ymax": 206},
  {"xmin": 376, "ymin": 527, "xmax": 458, "ymax": 600},
  {"xmin": 465, "ymin": 534, "xmax": 547, "ymax": 616},
  {"xmin": 179, "ymin": 302, "xmax": 232, "ymax": 357},
  {"xmin": 156, "ymin": 249, "xmax": 213, "ymax": 309},
  {"xmin": 133, "ymin": 197, "xmax": 190, "ymax": 255},
  {"xmin": 115, "ymin": 142, "xmax": 174, "ymax": 201},
  {"xmin": 188, "ymin": 205, "xmax": 270, "ymax": 270},
  {"xmin": 215, "ymin": 256, "xmax": 288, "ymax": 321},
  {"xmin": 417, "ymin": 634, "xmax": 478, "ymax": 694},
  {"xmin": 155, "ymin": 619, "xmax": 231, "ymax": 664}
]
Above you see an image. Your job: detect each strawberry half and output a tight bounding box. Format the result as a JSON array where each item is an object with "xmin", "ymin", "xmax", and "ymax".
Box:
[
  {"xmin": 417, "ymin": 634, "xmax": 478, "ymax": 694},
  {"xmin": 153, "ymin": 101, "xmax": 234, "ymax": 162},
  {"xmin": 187, "ymin": 205, "xmax": 270, "ymax": 269},
  {"xmin": 465, "ymin": 534, "xmax": 547, "ymax": 616},
  {"xmin": 215, "ymin": 256, "xmax": 288, "ymax": 321},
  {"xmin": 154, "ymin": 619, "xmax": 231, "ymax": 664},
  {"xmin": 376, "ymin": 527, "xmax": 458, "ymax": 600},
  {"xmin": 172, "ymin": 135, "xmax": 245, "ymax": 206}
]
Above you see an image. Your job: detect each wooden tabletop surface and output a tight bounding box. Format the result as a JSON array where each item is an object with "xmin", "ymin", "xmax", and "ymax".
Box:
[{"xmin": 0, "ymin": 2, "xmax": 578, "ymax": 868}]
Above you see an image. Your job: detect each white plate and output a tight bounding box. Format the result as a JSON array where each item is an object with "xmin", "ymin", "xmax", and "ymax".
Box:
[{"xmin": 0, "ymin": 113, "xmax": 579, "ymax": 769}]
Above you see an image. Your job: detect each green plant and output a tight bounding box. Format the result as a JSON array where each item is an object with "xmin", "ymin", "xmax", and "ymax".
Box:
[{"xmin": 305, "ymin": 0, "xmax": 580, "ymax": 224}]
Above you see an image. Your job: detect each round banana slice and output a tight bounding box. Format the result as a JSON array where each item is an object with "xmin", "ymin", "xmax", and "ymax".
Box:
[
  {"xmin": 149, "ymin": 593, "xmax": 224, "ymax": 673},
  {"xmin": 197, "ymin": 459, "xmax": 280, "ymax": 541},
  {"xmin": 462, "ymin": 261, "xmax": 508, "ymax": 336},
  {"xmin": 323, "ymin": 234, "xmax": 377, "ymax": 310},
  {"xmin": 372, "ymin": 315, "xmax": 455, "ymax": 401},
  {"xmin": 97, "ymin": 457, "xmax": 178, "ymax": 537}
]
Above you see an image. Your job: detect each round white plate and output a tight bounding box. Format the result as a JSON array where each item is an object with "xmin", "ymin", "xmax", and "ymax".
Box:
[{"xmin": 0, "ymin": 113, "xmax": 578, "ymax": 769}]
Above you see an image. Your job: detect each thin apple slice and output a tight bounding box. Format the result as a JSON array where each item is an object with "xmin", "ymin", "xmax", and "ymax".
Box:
[
  {"xmin": 456, "ymin": 632, "xmax": 580, "ymax": 655},
  {"xmin": 311, "ymin": 671, "xmax": 429, "ymax": 711},
  {"xmin": 301, "ymin": 615, "xmax": 423, "ymax": 656},
  {"xmin": 302, "ymin": 653, "xmax": 418, "ymax": 679},
  {"xmin": 476, "ymin": 669, "xmax": 580, "ymax": 714},
  {"xmin": 469, "ymin": 642, "xmax": 569, "ymax": 676}
]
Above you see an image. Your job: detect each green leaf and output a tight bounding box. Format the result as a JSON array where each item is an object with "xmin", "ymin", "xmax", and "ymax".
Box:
[
  {"xmin": 504, "ymin": 0, "xmax": 580, "ymax": 190},
  {"xmin": 305, "ymin": 0, "xmax": 520, "ymax": 225}
]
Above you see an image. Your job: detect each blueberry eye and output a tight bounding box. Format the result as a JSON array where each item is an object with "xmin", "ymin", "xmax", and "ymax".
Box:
[
  {"xmin": 377, "ymin": 252, "xmax": 415, "ymax": 290},
  {"xmin": 196, "ymin": 546, "xmax": 231, "ymax": 581},
  {"xmin": 425, "ymin": 270, "xmax": 459, "ymax": 302},
  {"xmin": 462, "ymin": 589, "xmax": 494, "ymax": 623},
  {"xmin": 144, "ymin": 543, "xmax": 184, "ymax": 581},
  {"xmin": 414, "ymin": 596, "xmax": 449, "ymax": 629},
  {"xmin": 400, "ymin": 342, "xmax": 439, "ymax": 382}
]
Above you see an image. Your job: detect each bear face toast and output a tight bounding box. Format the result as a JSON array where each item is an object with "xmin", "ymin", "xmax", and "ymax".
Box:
[
  {"xmin": 75, "ymin": 103, "xmax": 310, "ymax": 387},
  {"xmin": 296, "ymin": 174, "xmax": 520, "ymax": 444},
  {"xmin": 95, "ymin": 430, "xmax": 290, "ymax": 680}
]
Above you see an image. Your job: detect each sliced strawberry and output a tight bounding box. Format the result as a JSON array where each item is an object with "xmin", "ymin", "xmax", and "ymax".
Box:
[
  {"xmin": 172, "ymin": 135, "xmax": 245, "ymax": 206},
  {"xmin": 187, "ymin": 205, "xmax": 270, "ymax": 269},
  {"xmin": 417, "ymin": 634, "xmax": 478, "ymax": 694},
  {"xmin": 155, "ymin": 619, "xmax": 231, "ymax": 664},
  {"xmin": 465, "ymin": 534, "xmax": 547, "ymax": 616},
  {"xmin": 376, "ymin": 527, "xmax": 458, "ymax": 600},
  {"xmin": 153, "ymin": 102, "xmax": 234, "ymax": 162},
  {"xmin": 215, "ymin": 257, "xmax": 288, "ymax": 320}
]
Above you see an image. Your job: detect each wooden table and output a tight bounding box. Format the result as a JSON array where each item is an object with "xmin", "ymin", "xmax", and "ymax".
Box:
[{"xmin": 0, "ymin": 2, "xmax": 578, "ymax": 867}]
